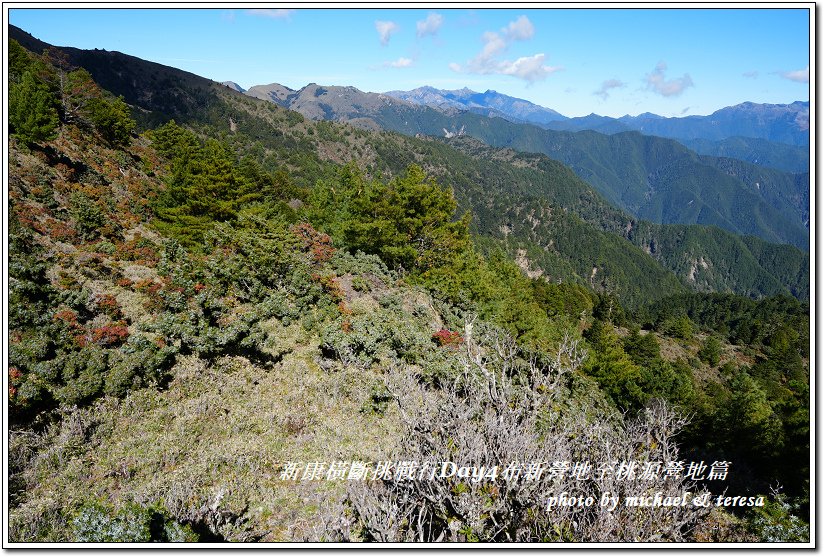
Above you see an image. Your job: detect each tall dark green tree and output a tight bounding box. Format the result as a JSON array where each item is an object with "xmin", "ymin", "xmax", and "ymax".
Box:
[
  {"xmin": 9, "ymin": 70, "xmax": 59, "ymax": 145},
  {"xmin": 344, "ymin": 164, "xmax": 470, "ymax": 271},
  {"xmin": 9, "ymin": 39, "xmax": 36, "ymax": 83},
  {"xmin": 86, "ymin": 95, "xmax": 136, "ymax": 145},
  {"xmin": 583, "ymin": 320, "xmax": 647, "ymax": 411}
]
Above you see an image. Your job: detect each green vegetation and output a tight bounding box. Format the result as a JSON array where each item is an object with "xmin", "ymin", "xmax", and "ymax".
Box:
[
  {"xmin": 7, "ymin": 35, "xmax": 809, "ymax": 543},
  {"xmin": 8, "ymin": 40, "xmax": 136, "ymax": 148},
  {"xmin": 682, "ymin": 136, "xmax": 809, "ymax": 174},
  {"xmin": 9, "ymin": 70, "xmax": 60, "ymax": 144},
  {"xmin": 238, "ymin": 79, "xmax": 809, "ymax": 250},
  {"xmin": 309, "ymin": 163, "xmax": 470, "ymax": 271},
  {"xmin": 10, "ymin": 27, "xmax": 808, "ymax": 303}
]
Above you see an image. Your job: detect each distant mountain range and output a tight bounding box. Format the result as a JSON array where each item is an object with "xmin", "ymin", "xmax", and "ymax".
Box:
[
  {"xmin": 384, "ymin": 86, "xmax": 810, "ymax": 147},
  {"xmin": 381, "ymin": 87, "xmax": 810, "ymax": 173},
  {"xmin": 613, "ymin": 101, "xmax": 810, "ymax": 146},
  {"xmin": 232, "ymin": 81, "xmax": 809, "ymax": 250},
  {"xmin": 385, "ymin": 86, "xmax": 567, "ymax": 126},
  {"xmin": 7, "ymin": 23, "xmax": 809, "ymax": 302}
]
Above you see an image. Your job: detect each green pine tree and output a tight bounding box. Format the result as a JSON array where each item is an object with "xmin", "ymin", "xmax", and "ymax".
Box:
[
  {"xmin": 9, "ymin": 70, "xmax": 59, "ymax": 145},
  {"xmin": 86, "ymin": 95, "xmax": 136, "ymax": 145}
]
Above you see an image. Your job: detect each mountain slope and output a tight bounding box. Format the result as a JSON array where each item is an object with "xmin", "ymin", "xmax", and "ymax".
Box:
[
  {"xmin": 385, "ymin": 86, "xmax": 568, "ymax": 125},
  {"xmin": 616, "ymin": 101, "xmax": 810, "ymax": 146},
  {"xmin": 9, "ymin": 25, "xmax": 808, "ymax": 303},
  {"xmin": 7, "ymin": 32, "xmax": 809, "ymax": 544},
  {"xmin": 244, "ymin": 81, "xmax": 809, "ymax": 250},
  {"xmin": 680, "ymin": 136, "xmax": 810, "ymax": 174}
]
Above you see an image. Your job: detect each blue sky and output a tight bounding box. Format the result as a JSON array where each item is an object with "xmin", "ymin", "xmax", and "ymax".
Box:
[{"xmin": 8, "ymin": 6, "xmax": 811, "ymax": 117}]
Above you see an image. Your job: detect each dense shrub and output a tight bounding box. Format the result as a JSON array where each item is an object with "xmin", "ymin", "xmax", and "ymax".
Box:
[
  {"xmin": 72, "ymin": 501, "xmax": 197, "ymax": 542},
  {"xmin": 315, "ymin": 321, "xmax": 708, "ymax": 542},
  {"xmin": 9, "ymin": 71, "xmax": 59, "ymax": 145}
]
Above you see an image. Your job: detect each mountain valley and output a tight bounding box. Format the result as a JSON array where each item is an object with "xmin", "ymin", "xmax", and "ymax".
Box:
[{"xmin": 6, "ymin": 22, "xmax": 811, "ymax": 544}]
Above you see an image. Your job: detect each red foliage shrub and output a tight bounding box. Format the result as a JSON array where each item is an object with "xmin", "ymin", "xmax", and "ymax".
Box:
[
  {"xmin": 96, "ymin": 294, "xmax": 122, "ymax": 319},
  {"xmin": 134, "ymin": 278, "xmax": 165, "ymax": 311},
  {"xmin": 44, "ymin": 218, "xmax": 79, "ymax": 242},
  {"xmin": 53, "ymin": 308, "xmax": 80, "ymax": 328},
  {"xmin": 91, "ymin": 321, "xmax": 130, "ymax": 346},
  {"xmin": 432, "ymin": 328, "xmax": 464, "ymax": 348},
  {"xmin": 133, "ymin": 278, "xmax": 155, "ymax": 291},
  {"xmin": 9, "ymin": 367, "xmax": 22, "ymax": 400},
  {"xmin": 13, "ymin": 202, "xmax": 43, "ymax": 230},
  {"xmin": 312, "ymin": 272, "xmax": 344, "ymax": 303},
  {"xmin": 115, "ymin": 235, "xmax": 159, "ymax": 265},
  {"xmin": 291, "ymin": 222, "xmax": 335, "ymax": 265},
  {"xmin": 9, "ymin": 367, "xmax": 22, "ymax": 382}
]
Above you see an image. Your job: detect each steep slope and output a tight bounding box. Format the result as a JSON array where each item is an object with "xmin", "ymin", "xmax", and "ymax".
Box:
[
  {"xmin": 243, "ymin": 80, "xmax": 809, "ymax": 250},
  {"xmin": 680, "ymin": 136, "xmax": 810, "ymax": 174},
  {"xmin": 616, "ymin": 101, "xmax": 810, "ymax": 146},
  {"xmin": 7, "ymin": 28, "xmax": 810, "ymax": 544},
  {"xmin": 441, "ymin": 138, "xmax": 810, "ymax": 301},
  {"xmin": 9, "ymin": 26, "xmax": 808, "ymax": 302},
  {"xmin": 698, "ymin": 156, "xmax": 809, "ymax": 230}
]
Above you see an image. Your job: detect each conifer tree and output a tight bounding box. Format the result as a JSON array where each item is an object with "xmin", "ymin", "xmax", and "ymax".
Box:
[
  {"xmin": 86, "ymin": 95, "xmax": 136, "ymax": 145},
  {"xmin": 9, "ymin": 70, "xmax": 59, "ymax": 145}
]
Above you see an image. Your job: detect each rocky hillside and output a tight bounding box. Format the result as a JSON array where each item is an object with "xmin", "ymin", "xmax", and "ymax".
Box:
[
  {"xmin": 237, "ymin": 79, "xmax": 810, "ymax": 251},
  {"xmin": 7, "ymin": 30, "xmax": 810, "ymax": 544}
]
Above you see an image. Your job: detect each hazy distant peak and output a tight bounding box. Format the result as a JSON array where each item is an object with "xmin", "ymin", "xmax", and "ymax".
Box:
[
  {"xmin": 385, "ymin": 85, "xmax": 568, "ymax": 125},
  {"xmin": 221, "ymin": 81, "xmax": 246, "ymax": 93}
]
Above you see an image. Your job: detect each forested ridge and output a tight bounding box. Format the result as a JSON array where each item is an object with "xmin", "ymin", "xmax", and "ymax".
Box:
[
  {"xmin": 236, "ymin": 79, "xmax": 811, "ymax": 250},
  {"xmin": 6, "ymin": 36, "xmax": 810, "ymax": 543}
]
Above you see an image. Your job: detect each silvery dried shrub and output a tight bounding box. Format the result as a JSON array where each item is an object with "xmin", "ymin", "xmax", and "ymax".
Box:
[{"xmin": 317, "ymin": 316, "xmax": 710, "ymax": 542}]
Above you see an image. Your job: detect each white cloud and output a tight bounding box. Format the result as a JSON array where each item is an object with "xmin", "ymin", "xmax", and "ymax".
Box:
[
  {"xmin": 645, "ymin": 61, "xmax": 694, "ymax": 97},
  {"xmin": 246, "ymin": 9, "xmax": 294, "ymax": 19},
  {"xmin": 594, "ymin": 78, "xmax": 626, "ymax": 100},
  {"xmin": 450, "ymin": 16, "xmax": 560, "ymax": 83},
  {"xmin": 503, "ymin": 15, "xmax": 534, "ymax": 41},
  {"xmin": 499, "ymin": 54, "xmax": 558, "ymax": 82},
  {"xmin": 780, "ymin": 65, "xmax": 809, "ymax": 83},
  {"xmin": 476, "ymin": 31, "xmax": 507, "ymax": 63},
  {"xmin": 416, "ymin": 13, "xmax": 443, "ymax": 38},
  {"xmin": 385, "ymin": 57, "xmax": 413, "ymax": 68},
  {"xmin": 742, "ymin": 70, "xmax": 759, "ymax": 79},
  {"xmin": 375, "ymin": 20, "xmax": 399, "ymax": 46}
]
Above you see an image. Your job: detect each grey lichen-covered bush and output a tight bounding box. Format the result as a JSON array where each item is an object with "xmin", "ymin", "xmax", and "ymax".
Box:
[
  {"xmin": 745, "ymin": 492, "xmax": 809, "ymax": 542},
  {"xmin": 319, "ymin": 299, "xmax": 433, "ymax": 368},
  {"xmin": 329, "ymin": 250, "xmax": 396, "ymax": 284},
  {"xmin": 72, "ymin": 502, "xmax": 151, "ymax": 542},
  {"xmin": 71, "ymin": 501, "xmax": 198, "ymax": 542},
  {"xmin": 314, "ymin": 316, "xmax": 711, "ymax": 542}
]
